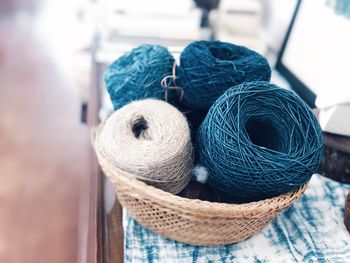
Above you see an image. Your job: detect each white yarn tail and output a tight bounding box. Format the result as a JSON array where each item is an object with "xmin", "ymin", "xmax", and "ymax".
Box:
[{"xmin": 192, "ymin": 165, "xmax": 209, "ymax": 184}]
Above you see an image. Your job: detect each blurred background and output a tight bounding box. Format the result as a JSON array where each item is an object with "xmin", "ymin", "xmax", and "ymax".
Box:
[
  {"xmin": 1, "ymin": 0, "xmax": 349, "ymax": 262},
  {"xmin": 0, "ymin": 0, "xmax": 299, "ymax": 114}
]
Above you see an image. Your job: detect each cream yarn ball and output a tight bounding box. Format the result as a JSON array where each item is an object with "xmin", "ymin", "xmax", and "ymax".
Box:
[{"xmin": 96, "ymin": 99, "xmax": 193, "ymax": 194}]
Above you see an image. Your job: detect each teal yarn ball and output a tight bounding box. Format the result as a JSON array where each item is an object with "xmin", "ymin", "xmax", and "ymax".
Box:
[
  {"xmin": 197, "ymin": 81, "xmax": 323, "ymax": 203},
  {"xmin": 104, "ymin": 44, "xmax": 176, "ymax": 110},
  {"xmin": 177, "ymin": 41, "xmax": 271, "ymax": 110}
]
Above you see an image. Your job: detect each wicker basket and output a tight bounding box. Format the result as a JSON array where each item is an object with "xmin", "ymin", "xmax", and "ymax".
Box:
[{"xmin": 95, "ymin": 131, "xmax": 308, "ymax": 246}]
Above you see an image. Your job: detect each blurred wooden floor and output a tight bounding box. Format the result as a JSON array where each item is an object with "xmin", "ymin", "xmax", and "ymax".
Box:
[{"xmin": 0, "ymin": 1, "xmax": 91, "ymax": 262}]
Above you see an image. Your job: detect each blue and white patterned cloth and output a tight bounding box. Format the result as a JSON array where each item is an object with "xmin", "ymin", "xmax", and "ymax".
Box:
[{"xmin": 124, "ymin": 175, "xmax": 350, "ymax": 262}]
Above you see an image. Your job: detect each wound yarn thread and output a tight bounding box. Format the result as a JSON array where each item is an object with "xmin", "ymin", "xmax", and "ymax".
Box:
[
  {"xmin": 96, "ymin": 99, "xmax": 194, "ymax": 194},
  {"xmin": 104, "ymin": 44, "xmax": 177, "ymax": 110},
  {"xmin": 197, "ymin": 81, "xmax": 323, "ymax": 203},
  {"xmin": 177, "ymin": 40, "xmax": 271, "ymax": 110}
]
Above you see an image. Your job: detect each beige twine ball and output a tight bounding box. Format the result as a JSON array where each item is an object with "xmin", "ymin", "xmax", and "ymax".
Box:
[{"xmin": 95, "ymin": 99, "xmax": 194, "ymax": 194}]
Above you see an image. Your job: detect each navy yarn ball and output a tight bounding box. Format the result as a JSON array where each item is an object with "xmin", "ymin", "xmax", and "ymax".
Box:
[
  {"xmin": 104, "ymin": 44, "xmax": 176, "ymax": 110},
  {"xmin": 172, "ymin": 100, "xmax": 208, "ymax": 142},
  {"xmin": 177, "ymin": 41, "xmax": 271, "ymax": 110},
  {"xmin": 197, "ymin": 81, "xmax": 323, "ymax": 203}
]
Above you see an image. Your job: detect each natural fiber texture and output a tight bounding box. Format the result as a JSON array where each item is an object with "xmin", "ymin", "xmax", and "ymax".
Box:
[
  {"xmin": 177, "ymin": 40, "xmax": 271, "ymax": 110},
  {"xmin": 104, "ymin": 44, "xmax": 176, "ymax": 110},
  {"xmin": 95, "ymin": 99, "xmax": 193, "ymax": 194},
  {"xmin": 197, "ymin": 81, "xmax": 324, "ymax": 202},
  {"xmin": 95, "ymin": 143, "xmax": 308, "ymax": 245}
]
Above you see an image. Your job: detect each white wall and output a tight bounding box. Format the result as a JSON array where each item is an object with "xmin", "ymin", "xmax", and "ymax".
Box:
[{"xmin": 265, "ymin": 0, "xmax": 298, "ymax": 53}]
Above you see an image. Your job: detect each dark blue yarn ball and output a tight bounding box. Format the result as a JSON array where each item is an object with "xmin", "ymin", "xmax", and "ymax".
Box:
[
  {"xmin": 197, "ymin": 81, "xmax": 323, "ymax": 203},
  {"xmin": 177, "ymin": 41, "xmax": 271, "ymax": 110},
  {"xmin": 172, "ymin": 100, "xmax": 208, "ymax": 143},
  {"xmin": 104, "ymin": 44, "xmax": 176, "ymax": 110}
]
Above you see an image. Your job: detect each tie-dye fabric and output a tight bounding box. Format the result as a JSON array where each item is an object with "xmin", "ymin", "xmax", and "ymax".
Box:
[{"xmin": 124, "ymin": 174, "xmax": 350, "ymax": 262}]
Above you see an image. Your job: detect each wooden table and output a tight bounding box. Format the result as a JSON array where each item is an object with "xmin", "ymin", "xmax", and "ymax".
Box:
[
  {"xmin": 86, "ymin": 40, "xmax": 124, "ymax": 263},
  {"xmin": 320, "ymin": 133, "xmax": 350, "ymax": 184},
  {"xmin": 319, "ymin": 133, "xmax": 350, "ymax": 233}
]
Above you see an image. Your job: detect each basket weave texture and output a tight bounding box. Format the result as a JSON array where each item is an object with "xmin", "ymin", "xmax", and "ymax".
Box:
[{"xmin": 95, "ymin": 127, "xmax": 308, "ymax": 246}]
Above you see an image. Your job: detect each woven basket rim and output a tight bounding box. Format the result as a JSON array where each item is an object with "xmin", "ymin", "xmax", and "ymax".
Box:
[
  {"xmin": 105, "ymin": 162, "xmax": 306, "ymax": 214},
  {"xmin": 94, "ymin": 121, "xmax": 307, "ymax": 219},
  {"xmin": 96, "ymin": 146, "xmax": 307, "ymax": 218}
]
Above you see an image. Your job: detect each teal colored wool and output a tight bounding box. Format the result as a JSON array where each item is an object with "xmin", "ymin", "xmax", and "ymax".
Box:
[
  {"xmin": 177, "ymin": 41, "xmax": 271, "ymax": 110},
  {"xmin": 197, "ymin": 81, "xmax": 323, "ymax": 203},
  {"xmin": 104, "ymin": 44, "xmax": 176, "ymax": 110}
]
